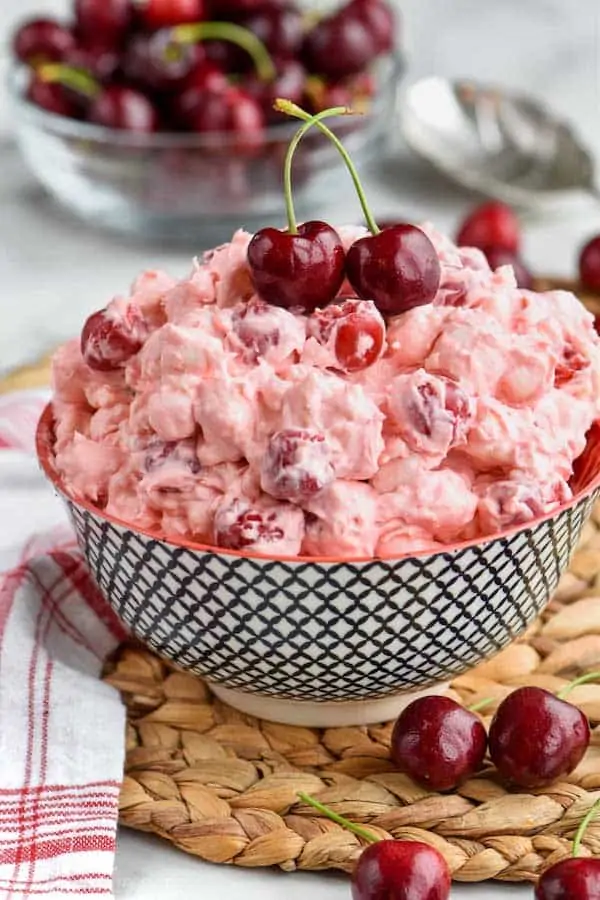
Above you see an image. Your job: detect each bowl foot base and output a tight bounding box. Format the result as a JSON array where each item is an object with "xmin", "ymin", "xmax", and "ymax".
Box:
[{"xmin": 208, "ymin": 683, "xmax": 451, "ymax": 727}]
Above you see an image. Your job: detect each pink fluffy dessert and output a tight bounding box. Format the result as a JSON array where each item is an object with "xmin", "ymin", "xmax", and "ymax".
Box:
[{"xmin": 50, "ymin": 223, "xmax": 600, "ymax": 558}]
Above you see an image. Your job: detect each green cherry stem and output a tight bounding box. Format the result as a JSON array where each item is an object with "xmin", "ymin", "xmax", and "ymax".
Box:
[
  {"xmin": 572, "ymin": 798, "xmax": 600, "ymax": 858},
  {"xmin": 36, "ymin": 63, "xmax": 100, "ymax": 98},
  {"xmin": 467, "ymin": 697, "xmax": 495, "ymax": 713},
  {"xmin": 297, "ymin": 792, "xmax": 380, "ymax": 844},
  {"xmin": 275, "ymin": 98, "xmax": 380, "ymax": 236},
  {"xmin": 282, "ymin": 106, "xmax": 348, "ymax": 235},
  {"xmin": 557, "ymin": 671, "xmax": 600, "ymax": 700},
  {"xmin": 172, "ymin": 22, "xmax": 276, "ymax": 82}
]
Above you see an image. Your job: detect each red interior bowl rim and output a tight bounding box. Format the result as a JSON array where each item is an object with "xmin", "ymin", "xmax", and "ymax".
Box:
[{"xmin": 36, "ymin": 403, "xmax": 600, "ymax": 566}]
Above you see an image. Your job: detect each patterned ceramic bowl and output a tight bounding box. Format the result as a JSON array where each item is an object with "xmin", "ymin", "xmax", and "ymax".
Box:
[{"xmin": 37, "ymin": 406, "xmax": 600, "ymax": 726}]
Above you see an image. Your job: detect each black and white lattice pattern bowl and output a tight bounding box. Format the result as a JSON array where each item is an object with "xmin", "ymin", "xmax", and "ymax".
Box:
[{"xmin": 36, "ymin": 407, "xmax": 600, "ymax": 725}]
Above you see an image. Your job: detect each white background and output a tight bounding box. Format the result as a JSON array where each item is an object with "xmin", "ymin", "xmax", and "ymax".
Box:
[{"xmin": 1, "ymin": 1, "xmax": 599, "ymax": 897}]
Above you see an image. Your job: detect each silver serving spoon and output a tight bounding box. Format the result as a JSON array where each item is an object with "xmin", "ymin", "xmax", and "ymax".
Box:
[{"xmin": 401, "ymin": 76, "xmax": 599, "ymax": 210}]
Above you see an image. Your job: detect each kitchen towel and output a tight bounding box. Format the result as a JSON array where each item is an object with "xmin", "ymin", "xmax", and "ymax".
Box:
[{"xmin": 0, "ymin": 390, "xmax": 128, "ymax": 898}]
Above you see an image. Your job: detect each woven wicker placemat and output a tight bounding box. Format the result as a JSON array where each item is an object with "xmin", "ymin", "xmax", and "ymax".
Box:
[{"xmin": 104, "ymin": 506, "xmax": 600, "ymax": 884}]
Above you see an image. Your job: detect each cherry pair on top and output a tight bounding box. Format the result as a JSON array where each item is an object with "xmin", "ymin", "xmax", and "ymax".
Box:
[{"xmin": 247, "ymin": 101, "xmax": 442, "ymax": 318}]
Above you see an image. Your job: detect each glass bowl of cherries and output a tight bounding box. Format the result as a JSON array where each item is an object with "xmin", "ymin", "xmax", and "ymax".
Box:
[{"xmin": 7, "ymin": 0, "xmax": 402, "ymax": 243}]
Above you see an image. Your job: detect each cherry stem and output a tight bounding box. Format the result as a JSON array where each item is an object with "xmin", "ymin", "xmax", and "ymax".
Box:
[
  {"xmin": 282, "ymin": 106, "xmax": 348, "ymax": 235},
  {"xmin": 557, "ymin": 671, "xmax": 600, "ymax": 700},
  {"xmin": 172, "ymin": 22, "xmax": 276, "ymax": 82},
  {"xmin": 36, "ymin": 63, "xmax": 100, "ymax": 98},
  {"xmin": 467, "ymin": 697, "xmax": 495, "ymax": 713},
  {"xmin": 572, "ymin": 798, "xmax": 600, "ymax": 858},
  {"xmin": 275, "ymin": 98, "xmax": 380, "ymax": 236},
  {"xmin": 297, "ymin": 792, "xmax": 380, "ymax": 844}
]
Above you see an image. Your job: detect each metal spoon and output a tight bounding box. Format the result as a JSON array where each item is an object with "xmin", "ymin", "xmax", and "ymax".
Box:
[{"xmin": 400, "ymin": 76, "xmax": 599, "ymax": 210}]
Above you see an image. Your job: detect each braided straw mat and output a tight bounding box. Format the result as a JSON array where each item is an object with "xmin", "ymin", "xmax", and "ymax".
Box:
[{"xmin": 6, "ymin": 277, "xmax": 600, "ymax": 883}]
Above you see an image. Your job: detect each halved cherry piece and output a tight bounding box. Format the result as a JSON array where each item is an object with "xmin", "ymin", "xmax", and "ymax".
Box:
[
  {"xmin": 81, "ymin": 304, "xmax": 148, "ymax": 371},
  {"xmin": 309, "ymin": 298, "xmax": 385, "ymax": 371},
  {"xmin": 247, "ymin": 221, "xmax": 346, "ymax": 312},
  {"xmin": 261, "ymin": 429, "xmax": 334, "ymax": 502}
]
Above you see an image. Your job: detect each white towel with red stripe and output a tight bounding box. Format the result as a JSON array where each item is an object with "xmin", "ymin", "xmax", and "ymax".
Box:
[{"xmin": 0, "ymin": 391, "xmax": 128, "ymax": 898}]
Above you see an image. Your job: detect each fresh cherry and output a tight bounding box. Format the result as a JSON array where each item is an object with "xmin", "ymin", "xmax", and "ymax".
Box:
[
  {"xmin": 26, "ymin": 75, "xmax": 79, "ymax": 118},
  {"xmin": 390, "ymin": 696, "xmax": 488, "ymax": 792},
  {"xmin": 303, "ymin": 9, "xmax": 378, "ymax": 79},
  {"xmin": 185, "ymin": 85, "xmax": 264, "ymax": 152},
  {"xmin": 261, "ymin": 429, "xmax": 334, "ymax": 502},
  {"xmin": 74, "ymin": 0, "xmax": 133, "ymax": 50},
  {"xmin": 172, "ymin": 62, "xmax": 229, "ymax": 126},
  {"xmin": 88, "ymin": 85, "xmax": 159, "ymax": 132},
  {"xmin": 138, "ymin": 0, "xmax": 205, "ymax": 29},
  {"xmin": 13, "ymin": 19, "xmax": 76, "ymax": 66},
  {"xmin": 248, "ymin": 222, "xmax": 346, "ymax": 312},
  {"xmin": 347, "ymin": 0, "xmax": 395, "ymax": 54},
  {"xmin": 456, "ymin": 201, "xmax": 521, "ymax": 254},
  {"xmin": 239, "ymin": 6, "xmax": 304, "ymax": 60},
  {"xmin": 482, "ymin": 246, "xmax": 533, "ymax": 289},
  {"xmin": 579, "ymin": 235, "xmax": 600, "ymax": 292},
  {"xmin": 536, "ymin": 859, "xmax": 600, "ymax": 900},
  {"xmin": 535, "ymin": 797, "xmax": 600, "ymax": 900},
  {"xmin": 123, "ymin": 31, "xmax": 203, "ymax": 93},
  {"xmin": 246, "ymin": 60, "xmax": 306, "ymax": 123},
  {"xmin": 352, "ymin": 841, "xmax": 451, "ymax": 900},
  {"xmin": 81, "ymin": 305, "xmax": 148, "ymax": 371},
  {"xmin": 346, "ymin": 225, "xmax": 442, "ymax": 315},
  {"xmin": 488, "ymin": 687, "xmax": 590, "ymax": 788},
  {"xmin": 308, "ymin": 299, "xmax": 385, "ymax": 372},
  {"xmin": 64, "ymin": 42, "xmax": 120, "ymax": 83}
]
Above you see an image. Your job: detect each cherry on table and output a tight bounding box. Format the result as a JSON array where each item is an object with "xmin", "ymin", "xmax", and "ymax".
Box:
[
  {"xmin": 535, "ymin": 858, "xmax": 600, "ymax": 900},
  {"xmin": 81, "ymin": 305, "xmax": 148, "ymax": 371},
  {"xmin": 248, "ymin": 221, "xmax": 346, "ymax": 312},
  {"xmin": 390, "ymin": 696, "xmax": 488, "ymax": 792},
  {"xmin": 26, "ymin": 75, "xmax": 79, "ymax": 118},
  {"xmin": 88, "ymin": 85, "xmax": 159, "ymax": 132},
  {"xmin": 346, "ymin": 224, "xmax": 442, "ymax": 315},
  {"xmin": 309, "ymin": 299, "xmax": 385, "ymax": 372},
  {"xmin": 456, "ymin": 200, "xmax": 521, "ymax": 253},
  {"xmin": 74, "ymin": 0, "xmax": 133, "ymax": 50},
  {"xmin": 482, "ymin": 246, "xmax": 533, "ymax": 289},
  {"xmin": 352, "ymin": 840, "xmax": 451, "ymax": 900},
  {"xmin": 488, "ymin": 686, "xmax": 590, "ymax": 788},
  {"xmin": 579, "ymin": 235, "xmax": 600, "ymax": 292},
  {"xmin": 13, "ymin": 18, "xmax": 76, "ymax": 66},
  {"xmin": 138, "ymin": 0, "xmax": 205, "ymax": 29}
]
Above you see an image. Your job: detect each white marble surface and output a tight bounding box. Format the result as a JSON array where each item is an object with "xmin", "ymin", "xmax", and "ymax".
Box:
[{"xmin": 1, "ymin": 2, "xmax": 600, "ymax": 897}]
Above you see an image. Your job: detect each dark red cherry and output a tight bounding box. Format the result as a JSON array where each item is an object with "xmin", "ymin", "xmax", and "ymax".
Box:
[
  {"xmin": 247, "ymin": 222, "xmax": 346, "ymax": 312},
  {"xmin": 173, "ymin": 63, "xmax": 229, "ymax": 126},
  {"xmin": 239, "ymin": 6, "xmax": 303, "ymax": 59},
  {"xmin": 26, "ymin": 75, "xmax": 79, "ymax": 118},
  {"xmin": 88, "ymin": 86, "xmax": 159, "ymax": 132},
  {"xmin": 346, "ymin": 224, "xmax": 441, "ymax": 315},
  {"xmin": 138, "ymin": 0, "xmax": 205, "ymax": 29},
  {"xmin": 346, "ymin": 0, "xmax": 396, "ymax": 53},
  {"xmin": 123, "ymin": 31, "xmax": 203, "ymax": 93},
  {"xmin": 482, "ymin": 246, "xmax": 533, "ymax": 289},
  {"xmin": 246, "ymin": 59, "xmax": 305, "ymax": 124},
  {"xmin": 579, "ymin": 235, "xmax": 600, "ymax": 292},
  {"xmin": 390, "ymin": 697, "xmax": 488, "ymax": 792},
  {"xmin": 488, "ymin": 687, "xmax": 590, "ymax": 789},
  {"xmin": 351, "ymin": 840, "xmax": 451, "ymax": 900},
  {"xmin": 81, "ymin": 305, "xmax": 148, "ymax": 370},
  {"xmin": 308, "ymin": 299, "xmax": 385, "ymax": 372},
  {"xmin": 302, "ymin": 9, "xmax": 378, "ymax": 80},
  {"xmin": 185, "ymin": 85, "xmax": 264, "ymax": 152},
  {"xmin": 13, "ymin": 19, "xmax": 76, "ymax": 66},
  {"xmin": 63, "ymin": 42, "xmax": 120, "ymax": 82},
  {"xmin": 535, "ymin": 858, "xmax": 600, "ymax": 900},
  {"xmin": 456, "ymin": 201, "xmax": 521, "ymax": 254},
  {"xmin": 74, "ymin": 0, "xmax": 133, "ymax": 49}
]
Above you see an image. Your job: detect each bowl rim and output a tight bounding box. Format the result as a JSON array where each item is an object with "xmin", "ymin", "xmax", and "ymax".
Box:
[
  {"xmin": 6, "ymin": 53, "xmax": 405, "ymax": 150},
  {"xmin": 36, "ymin": 403, "xmax": 600, "ymax": 566}
]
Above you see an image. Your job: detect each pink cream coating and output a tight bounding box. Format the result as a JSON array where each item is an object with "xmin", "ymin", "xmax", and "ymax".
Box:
[{"xmin": 51, "ymin": 224, "xmax": 600, "ymax": 558}]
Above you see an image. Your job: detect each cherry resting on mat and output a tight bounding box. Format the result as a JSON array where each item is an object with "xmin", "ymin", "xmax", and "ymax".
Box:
[
  {"xmin": 535, "ymin": 798, "xmax": 600, "ymax": 900},
  {"xmin": 390, "ymin": 696, "xmax": 488, "ymax": 792}
]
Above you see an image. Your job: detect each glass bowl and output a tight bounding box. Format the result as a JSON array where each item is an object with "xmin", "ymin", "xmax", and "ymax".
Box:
[{"xmin": 8, "ymin": 56, "xmax": 403, "ymax": 245}]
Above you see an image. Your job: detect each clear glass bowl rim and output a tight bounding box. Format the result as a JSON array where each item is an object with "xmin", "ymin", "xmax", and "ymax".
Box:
[{"xmin": 7, "ymin": 53, "xmax": 405, "ymax": 150}]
